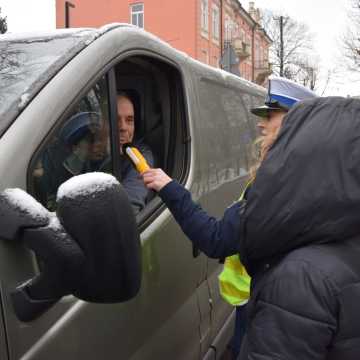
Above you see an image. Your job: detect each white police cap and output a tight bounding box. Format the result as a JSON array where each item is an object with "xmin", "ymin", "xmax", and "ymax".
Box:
[{"xmin": 251, "ymin": 76, "xmax": 317, "ymax": 118}]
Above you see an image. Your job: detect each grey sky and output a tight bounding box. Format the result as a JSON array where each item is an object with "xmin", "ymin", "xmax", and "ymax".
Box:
[
  {"xmin": 0, "ymin": 0, "xmax": 357, "ymax": 96},
  {"xmin": 1, "ymin": 0, "xmax": 55, "ymax": 33},
  {"xmin": 243, "ymin": 0, "xmax": 356, "ymax": 96}
]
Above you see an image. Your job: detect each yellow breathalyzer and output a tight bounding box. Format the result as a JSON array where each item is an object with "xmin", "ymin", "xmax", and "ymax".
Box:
[{"xmin": 124, "ymin": 145, "xmax": 150, "ymax": 174}]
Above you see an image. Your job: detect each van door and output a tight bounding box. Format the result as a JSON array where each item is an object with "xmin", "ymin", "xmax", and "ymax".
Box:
[
  {"xmin": 191, "ymin": 67, "xmax": 259, "ymax": 355},
  {"xmin": 0, "ymin": 33, "xmax": 204, "ymax": 359}
]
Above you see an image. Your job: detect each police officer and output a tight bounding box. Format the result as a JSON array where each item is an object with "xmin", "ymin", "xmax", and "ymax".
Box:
[
  {"xmin": 220, "ymin": 77, "xmax": 317, "ymax": 359},
  {"xmin": 140, "ymin": 77, "xmax": 317, "ymax": 359}
]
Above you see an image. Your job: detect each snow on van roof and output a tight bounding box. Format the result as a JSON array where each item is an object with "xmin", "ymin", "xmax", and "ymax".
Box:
[
  {"xmin": 57, "ymin": 172, "xmax": 120, "ymax": 201},
  {"xmin": 1, "ymin": 28, "xmax": 98, "ymax": 42},
  {"xmin": 2, "ymin": 188, "xmax": 50, "ymax": 222},
  {"xmin": 1, "ymin": 24, "xmax": 133, "ymax": 43}
]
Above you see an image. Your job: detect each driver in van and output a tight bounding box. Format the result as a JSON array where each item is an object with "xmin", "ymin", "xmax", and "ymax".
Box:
[
  {"xmin": 34, "ymin": 91, "xmax": 153, "ymax": 214},
  {"xmin": 116, "ymin": 91, "xmax": 154, "ymax": 214}
]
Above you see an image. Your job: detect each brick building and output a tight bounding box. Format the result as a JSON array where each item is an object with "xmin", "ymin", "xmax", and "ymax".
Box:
[{"xmin": 56, "ymin": 0, "xmax": 272, "ymax": 85}]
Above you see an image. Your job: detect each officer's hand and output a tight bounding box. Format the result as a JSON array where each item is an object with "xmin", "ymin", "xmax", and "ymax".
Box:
[{"xmin": 142, "ymin": 169, "xmax": 172, "ymax": 192}]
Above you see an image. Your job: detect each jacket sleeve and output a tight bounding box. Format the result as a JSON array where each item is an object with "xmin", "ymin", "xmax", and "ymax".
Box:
[
  {"xmin": 242, "ymin": 260, "xmax": 337, "ymax": 360},
  {"xmin": 159, "ymin": 180, "xmax": 243, "ymax": 259}
]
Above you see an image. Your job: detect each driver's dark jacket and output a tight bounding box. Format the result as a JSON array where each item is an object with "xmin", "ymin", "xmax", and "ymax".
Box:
[
  {"xmin": 36, "ymin": 139, "xmax": 153, "ymax": 214},
  {"xmin": 159, "ymin": 97, "xmax": 360, "ymax": 359}
]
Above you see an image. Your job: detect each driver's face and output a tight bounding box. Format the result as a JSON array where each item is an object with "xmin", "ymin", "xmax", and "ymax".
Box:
[{"xmin": 117, "ymin": 96, "xmax": 135, "ymax": 151}]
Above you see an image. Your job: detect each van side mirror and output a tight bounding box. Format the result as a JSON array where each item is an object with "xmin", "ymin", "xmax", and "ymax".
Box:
[{"xmin": 0, "ymin": 173, "xmax": 141, "ymax": 322}]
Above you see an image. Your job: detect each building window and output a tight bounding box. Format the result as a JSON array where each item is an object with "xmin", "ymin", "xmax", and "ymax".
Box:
[
  {"xmin": 240, "ymin": 29, "xmax": 245, "ymax": 42},
  {"xmin": 212, "ymin": 5, "xmax": 220, "ymax": 41},
  {"xmin": 202, "ymin": 49, "xmax": 209, "ymax": 64},
  {"xmin": 213, "ymin": 56, "xmax": 219, "ymax": 67},
  {"xmin": 201, "ymin": 0, "xmax": 209, "ymax": 33},
  {"xmin": 130, "ymin": 3, "xmax": 144, "ymax": 28},
  {"xmin": 246, "ymin": 35, "xmax": 252, "ymax": 62},
  {"xmin": 255, "ymin": 40, "xmax": 260, "ymax": 63}
]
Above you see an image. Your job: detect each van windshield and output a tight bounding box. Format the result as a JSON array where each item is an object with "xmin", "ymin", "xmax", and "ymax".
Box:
[{"xmin": 0, "ymin": 29, "xmax": 99, "ymax": 137}]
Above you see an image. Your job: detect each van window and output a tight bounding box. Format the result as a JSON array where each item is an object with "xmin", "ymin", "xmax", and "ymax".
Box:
[
  {"xmin": 113, "ymin": 56, "xmax": 189, "ymax": 219},
  {"xmin": 30, "ymin": 76, "xmax": 112, "ymax": 211},
  {"xmin": 29, "ymin": 55, "xmax": 189, "ymax": 219},
  {"xmin": 196, "ymin": 77, "xmax": 259, "ymax": 182}
]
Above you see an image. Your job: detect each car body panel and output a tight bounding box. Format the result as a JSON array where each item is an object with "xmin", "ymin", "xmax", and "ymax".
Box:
[{"xmin": 0, "ymin": 24, "xmax": 265, "ymax": 359}]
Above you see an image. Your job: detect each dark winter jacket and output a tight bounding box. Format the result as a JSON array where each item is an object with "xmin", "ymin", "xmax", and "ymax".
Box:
[
  {"xmin": 160, "ymin": 96, "xmax": 360, "ymax": 359},
  {"xmin": 238, "ymin": 97, "xmax": 360, "ymax": 359}
]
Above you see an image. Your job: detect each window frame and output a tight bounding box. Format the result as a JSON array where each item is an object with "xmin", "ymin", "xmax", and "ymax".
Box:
[
  {"xmin": 201, "ymin": 0, "xmax": 209, "ymax": 37},
  {"xmin": 27, "ymin": 72, "xmax": 115, "ymax": 209},
  {"xmin": 212, "ymin": 4, "xmax": 220, "ymax": 43},
  {"xmin": 27, "ymin": 50, "xmax": 190, "ymax": 229},
  {"xmin": 201, "ymin": 49, "xmax": 209, "ymax": 64},
  {"xmin": 130, "ymin": 3, "xmax": 144, "ymax": 29}
]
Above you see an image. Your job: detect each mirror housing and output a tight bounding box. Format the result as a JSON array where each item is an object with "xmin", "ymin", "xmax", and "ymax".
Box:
[{"xmin": 0, "ymin": 173, "xmax": 141, "ymax": 321}]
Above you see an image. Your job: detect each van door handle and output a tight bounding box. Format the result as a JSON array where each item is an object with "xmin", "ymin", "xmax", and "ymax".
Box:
[{"xmin": 192, "ymin": 244, "xmax": 200, "ymax": 258}]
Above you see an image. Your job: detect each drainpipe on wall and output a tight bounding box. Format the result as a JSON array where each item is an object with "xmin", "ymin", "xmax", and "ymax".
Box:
[
  {"xmin": 220, "ymin": 0, "xmax": 223, "ymax": 56},
  {"xmin": 251, "ymin": 23, "xmax": 255, "ymax": 82},
  {"xmin": 65, "ymin": 1, "xmax": 75, "ymax": 28},
  {"xmin": 195, "ymin": 0, "xmax": 198, "ymax": 61}
]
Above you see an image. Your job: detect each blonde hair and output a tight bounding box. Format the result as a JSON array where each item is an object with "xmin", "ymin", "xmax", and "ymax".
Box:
[{"xmin": 249, "ymin": 123, "xmax": 282, "ymax": 180}]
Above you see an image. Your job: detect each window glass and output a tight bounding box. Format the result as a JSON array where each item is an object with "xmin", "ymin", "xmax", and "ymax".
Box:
[
  {"xmin": 30, "ymin": 76, "xmax": 111, "ymax": 211},
  {"xmin": 138, "ymin": 14, "xmax": 144, "ymax": 28},
  {"xmin": 132, "ymin": 14, "xmax": 137, "ymax": 26},
  {"xmin": 201, "ymin": 0, "xmax": 209, "ymax": 32},
  {"xmin": 197, "ymin": 76, "xmax": 257, "ymax": 183},
  {"xmin": 130, "ymin": 3, "xmax": 144, "ymax": 28},
  {"xmin": 212, "ymin": 5, "xmax": 220, "ymax": 40},
  {"xmin": 0, "ymin": 30, "xmax": 97, "ymax": 137},
  {"xmin": 132, "ymin": 3, "xmax": 143, "ymax": 12}
]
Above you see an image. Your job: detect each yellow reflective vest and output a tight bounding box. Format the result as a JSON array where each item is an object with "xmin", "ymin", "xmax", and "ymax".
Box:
[{"xmin": 218, "ymin": 182, "xmax": 252, "ymax": 306}]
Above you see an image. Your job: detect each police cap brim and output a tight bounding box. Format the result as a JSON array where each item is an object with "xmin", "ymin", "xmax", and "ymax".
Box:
[{"xmin": 250, "ymin": 105, "xmax": 285, "ymax": 118}]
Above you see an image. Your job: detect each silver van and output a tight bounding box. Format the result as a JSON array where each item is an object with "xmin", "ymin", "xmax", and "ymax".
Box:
[{"xmin": 0, "ymin": 24, "xmax": 265, "ymax": 359}]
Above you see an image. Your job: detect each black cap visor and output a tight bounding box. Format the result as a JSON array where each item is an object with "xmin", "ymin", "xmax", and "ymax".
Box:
[{"xmin": 250, "ymin": 104, "xmax": 285, "ymax": 118}]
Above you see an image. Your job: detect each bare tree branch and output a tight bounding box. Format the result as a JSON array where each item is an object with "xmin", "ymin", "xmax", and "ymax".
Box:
[
  {"xmin": 341, "ymin": 0, "xmax": 360, "ymax": 71},
  {"xmin": 0, "ymin": 7, "xmax": 7, "ymax": 34},
  {"xmin": 260, "ymin": 9, "xmax": 318, "ymax": 89}
]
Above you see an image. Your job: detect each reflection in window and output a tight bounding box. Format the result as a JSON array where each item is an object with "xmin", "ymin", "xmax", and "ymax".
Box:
[
  {"xmin": 31, "ymin": 76, "xmax": 111, "ymax": 211},
  {"xmin": 0, "ymin": 30, "xmax": 99, "ymax": 137}
]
